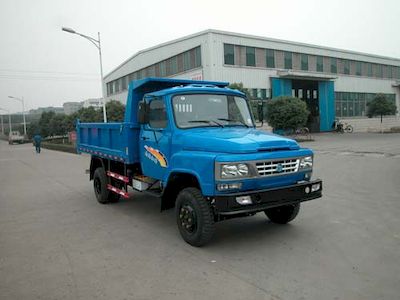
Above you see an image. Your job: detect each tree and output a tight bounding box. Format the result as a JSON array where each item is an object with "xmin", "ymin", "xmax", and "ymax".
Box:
[
  {"xmin": 367, "ymin": 94, "xmax": 397, "ymax": 133},
  {"xmin": 266, "ymin": 96, "xmax": 310, "ymax": 131},
  {"xmin": 27, "ymin": 121, "xmax": 40, "ymax": 138},
  {"xmin": 49, "ymin": 114, "xmax": 68, "ymax": 136},
  {"xmin": 367, "ymin": 94, "xmax": 397, "ymax": 122},
  {"xmin": 38, "ymin": 111, "xmax": 56, "ymax": 137},
  {"xmin": 228, "ymin": 82, "xmax": 251, "ymax": 99},
  {"xmin": 102, "ymin": 100, "xmax": 125, "ymax": 122}
]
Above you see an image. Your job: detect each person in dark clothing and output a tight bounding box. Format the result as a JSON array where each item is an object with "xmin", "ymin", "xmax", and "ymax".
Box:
[{"xmin": 33, "ymin": 134, "xmax": 42, "ymax": 153}]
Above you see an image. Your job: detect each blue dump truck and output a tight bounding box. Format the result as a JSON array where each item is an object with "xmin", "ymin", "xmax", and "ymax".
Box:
[{"xmin": 77, "ymin": 78, "xmax": 322, "ymax": 246}]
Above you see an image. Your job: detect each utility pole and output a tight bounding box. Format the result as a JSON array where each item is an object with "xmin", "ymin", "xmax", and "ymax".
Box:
[
  {"xmin": 62, "ymin": 27, "xmax": 107, "ymax": 122},
  {"xmin": 8, "ymin": 96, "xmax": 27, "ymax": 136}
]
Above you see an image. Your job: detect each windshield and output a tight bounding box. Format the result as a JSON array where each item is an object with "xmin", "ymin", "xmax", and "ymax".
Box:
[{"xmin": 172, "ymin": 94, "xmax": 254, "ymax": 128}]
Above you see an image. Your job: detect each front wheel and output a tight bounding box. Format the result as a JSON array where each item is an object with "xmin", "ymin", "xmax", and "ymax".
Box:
[
  {"xmin": 264, "ymin": 203, "xmax": 300, "ymax": 224},
  {"xmin": 175, "ymin": 188, "xmax": 215, "ymax": 247}
]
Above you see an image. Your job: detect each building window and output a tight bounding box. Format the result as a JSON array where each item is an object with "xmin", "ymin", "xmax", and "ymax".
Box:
[
  {"xmin": 367, "ymin": 63, "xmax": 373, "ymax": 77},
  {"xmin": 147, "ymin": 65, "xmax": 155, "ymax": 77},
  {"xmin": 224, "ymin": 44, "xmax": 235, "ymax": 65},
  {"xmin": 261, "ymin": 89, "xmax": 267, "ymax": 99},
  {"xmin": 316, "ymin": 56, "xmax": 323, "ymax": 72},
  {"xmin": 266, "ymin": 49, "xmax": 275, "ymax": 68},
  {"xmin": 114, "ymin": 80, "xmax": 120, "ymax": 93},
  {"xmin": 107, "ymin": 83, "xmax": 113, "ymax": 96},
  {"xmin": 246, "ymin": 47, "xmax": 256, "ymax": 67},
  {"xmin": 301, "ymin": 54, "xmax": 308, "ymax": 71},
  {"xmin": 284, "ymin": 52, "xmax": 292, "ymax": 69},
  {"xmin": 194, "ymin": 47, "xmax": 201, "ymax": 68},
  {"xmin": 387, "ymin": 65, "xmax": 392, "ymax": 78},
  {"xmin": 330, "ymin": 58, "xmax": 337, "ymax": 73},
  {"xmin": 376, "ymin": 64, "xmax": 383, "ymax": 78},
  {"xmin": 138, "ymin": 69, "xmax": 145, "ymax": 79},
  {"xmin": 121, "ymin": 76, "xmax": 127, "ymax": 90},
  {"xmin": 170, "ymin": 56, "xmax": 178, "ymax": 75},
  {"xmin": 159, "ymin": 61, "xmax": 166, "ymax": 77},
  {"xmin": 356, "ymin": 61, "xmax": 362, "ymax": 76},
  {"xmin": 343, "ymin": 60, "xmax": 350, "ymax": 75},
  {"xmin": 335, "ymin": 92, "xmax": 396, "ymax": 118},
  {"xmin": 183, "ymin": 51, "xmax": 190, "ymax": 71},
  {"xmin": 128, "ymin": 72, "xmax": 136, "ymax": 82}
]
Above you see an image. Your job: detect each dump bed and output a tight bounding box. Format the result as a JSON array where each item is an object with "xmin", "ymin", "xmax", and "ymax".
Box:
[
  {"xmin": 77, "ymin": 122, "xmax": 140, "ymax": 164},
  {"xmin": 76, "ymin": 78, "xmax": 229, "ymax": 164}
]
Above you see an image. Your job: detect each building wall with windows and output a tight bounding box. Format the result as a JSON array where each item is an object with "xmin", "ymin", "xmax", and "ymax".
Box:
[
  {"xmin": 103, "ymin": 29, "xmax": 400, "ymax": 131},
  {"xmin": 104, "ymin": 32, "xmax": 210, "ymax": 103}
]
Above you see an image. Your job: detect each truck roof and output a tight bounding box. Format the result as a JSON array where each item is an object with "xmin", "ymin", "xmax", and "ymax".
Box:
[
  {"xmin": 148, "ymin": 84, "xmax": 245, "ymax": 98},
  {"xmin": 125, "ymin": 77, "xmax": 245, "ymax": 124}
]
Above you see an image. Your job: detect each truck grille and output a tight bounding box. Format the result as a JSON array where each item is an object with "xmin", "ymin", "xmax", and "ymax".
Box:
[{"xmin": 256, "ymin": 158, "xmax": 299, "ymax": 177}]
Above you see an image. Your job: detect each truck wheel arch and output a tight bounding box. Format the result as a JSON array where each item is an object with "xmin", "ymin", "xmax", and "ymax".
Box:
[
  {"xmin": 90, "ymin": 156, "xmax": 106, "ymax": 180},
  {"xmin": 161, "ymin": 172, "xmax": 202, "ymax": 211}
]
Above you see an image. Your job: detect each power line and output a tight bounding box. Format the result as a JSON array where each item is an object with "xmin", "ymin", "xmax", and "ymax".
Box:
[
  {"xmin": 0, "ymin": 75, "xmax": 98, "ymax": 82},
  {"xmin": 0, "ymin": 68, "xmax": 98, "ymax": 76}
]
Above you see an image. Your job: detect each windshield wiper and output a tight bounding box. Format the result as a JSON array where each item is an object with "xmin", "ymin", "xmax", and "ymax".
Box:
[
  {"xmin": 188, "ymin": 120, "xmax": 224, "ymax": 127},
  {"xmin": 217, "ymin": 118, "xmax": 249, "ymax": 128}
]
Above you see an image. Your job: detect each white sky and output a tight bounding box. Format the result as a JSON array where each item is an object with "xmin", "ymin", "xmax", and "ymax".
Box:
[{"xmin": 0, "ymin": 0, "xmax": 399, "ymax": 113}]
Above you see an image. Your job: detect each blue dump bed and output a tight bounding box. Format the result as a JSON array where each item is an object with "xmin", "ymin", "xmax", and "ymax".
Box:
[
  {"xmin": 76, "ymin": 78, "xmax": 228, "ymax": 164},
  {"xmin": 77, "ymin": 122, "xmax": 139, "ymax": 163}
]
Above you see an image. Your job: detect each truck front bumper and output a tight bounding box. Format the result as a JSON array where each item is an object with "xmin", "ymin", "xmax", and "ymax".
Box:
[{"xmin": 214, "ymin": 179, "xmax": 322, "ymax": 216}]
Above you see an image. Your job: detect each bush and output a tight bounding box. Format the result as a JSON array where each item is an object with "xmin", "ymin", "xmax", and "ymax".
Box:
[{"xmin": 266, "ymin": 96, "xmax": 310, "ymax": 131}]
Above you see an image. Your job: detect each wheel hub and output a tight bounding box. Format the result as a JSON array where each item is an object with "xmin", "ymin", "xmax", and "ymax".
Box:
[
  {"xmin": 179, "ymin": 205, "xmax": 197, "ymax": 233},
  {"xmin": 94, "ymin": 178, "xmax": 101, "ymax": 195}
]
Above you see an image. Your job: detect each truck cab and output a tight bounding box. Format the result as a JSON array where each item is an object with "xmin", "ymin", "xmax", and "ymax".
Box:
[{"xmin": 77, "ymin": 78, "xmax": 322, "ymax": 246}]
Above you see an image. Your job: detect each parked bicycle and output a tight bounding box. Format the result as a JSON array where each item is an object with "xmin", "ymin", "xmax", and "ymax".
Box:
[
  {"xmin": 295, "ymin": 127, "xmax": 310, "ymax": 135},
  {"xmin": 332, "ymin": 119, "xmax": 353, "ymax": 133}
]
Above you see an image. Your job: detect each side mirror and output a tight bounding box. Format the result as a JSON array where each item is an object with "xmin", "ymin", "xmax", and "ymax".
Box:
[{"xmin": 138, "ymin": 101, "xmax": 149, "ymax": 124}]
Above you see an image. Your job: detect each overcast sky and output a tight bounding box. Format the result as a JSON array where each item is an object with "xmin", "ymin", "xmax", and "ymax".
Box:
[{"xmin": 0, "ymin": 0, "xmax": 399, "ymax": 113}]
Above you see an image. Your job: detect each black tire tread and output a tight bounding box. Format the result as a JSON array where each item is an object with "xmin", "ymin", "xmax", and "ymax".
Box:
[
  {"xmin": 176, "ymin": 187, "xmax": 215, "ymax": 247},
  {"xmin": 93, "ymin": 167, "xmax": 110, "ymax": 204}
]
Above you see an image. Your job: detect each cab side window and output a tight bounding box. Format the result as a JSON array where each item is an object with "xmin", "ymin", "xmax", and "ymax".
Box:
[{"xmin": 149, "ymin": 99, "xmax": 167, "ymax": 128}]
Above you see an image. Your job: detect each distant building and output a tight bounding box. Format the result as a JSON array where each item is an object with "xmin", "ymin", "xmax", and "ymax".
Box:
[
  {"xmin": 29, "ymin": 106, "xmax": 64, "ymax": 115},
  {"xmin": 63, "ymin": 102, "xmax": 83, "ymax": 115},
  {"xmin": 82, "ymin": 98, "xmax": 103, "ymax": 109}
]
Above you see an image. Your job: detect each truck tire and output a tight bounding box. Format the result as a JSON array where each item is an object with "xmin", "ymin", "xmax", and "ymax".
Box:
[
  {"xmin": 176, "ymin": 187, "xmax": 215, "ymax": 247},
  {"xmin": 264, "ymin": 203, "xmax": 300, "ymax": 224},
  {"xmin": 93, "ymin": 167, "xmax": 111, "ymax": 204}
]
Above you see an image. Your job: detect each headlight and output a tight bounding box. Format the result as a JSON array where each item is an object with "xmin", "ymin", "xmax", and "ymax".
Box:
[
  {"xmin": 299, "ymin": 156, "xmax": 313, "ymax": 169},
  {"xmin": 221, "ymin": 163, "xmax": 249, "ymax": 178}
]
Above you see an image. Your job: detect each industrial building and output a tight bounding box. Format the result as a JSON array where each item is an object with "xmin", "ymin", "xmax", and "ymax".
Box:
[
  {"xmin": 63, "ymin": 102, "xmax": 83, "ymax": 115},
  {"xmin": 103, "ymin": 29, "xmax": 400, "ymax": 132}
]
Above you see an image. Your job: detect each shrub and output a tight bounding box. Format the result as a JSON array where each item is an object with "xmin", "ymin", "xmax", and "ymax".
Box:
[{"xmin": 266, "ymin": 96, "xmax": 310, "ymax": 130}]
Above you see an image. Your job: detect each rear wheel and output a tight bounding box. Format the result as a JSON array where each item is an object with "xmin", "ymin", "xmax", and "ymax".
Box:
[
  {"xmin": 93, "ymin": 167, "xmax": 112, "ymax": 204},
  {"xmin": 176, "ymin": 188, "xmax": 215, "ymax": 247},
  {"xmin": 298, "ymin": 127, "xmax": 310, "ymax": 135},
  {"xmin": 345, "ymin": 125, "xmax": 353, "ymax": 133},
  {"xmin": 264, "ymin": 203, "xmax": 300, "ymax": 224}
]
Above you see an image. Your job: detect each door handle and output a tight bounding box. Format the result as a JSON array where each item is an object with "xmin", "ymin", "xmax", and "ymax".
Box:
[{"xmin": 141, "ymin": 136, "xmax": 150, "ymax": 140}]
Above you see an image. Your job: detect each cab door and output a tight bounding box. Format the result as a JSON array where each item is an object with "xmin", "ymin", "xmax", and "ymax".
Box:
[{"xmin": 139, "ymin": 97, "xmax": 171, "ymax": 180}]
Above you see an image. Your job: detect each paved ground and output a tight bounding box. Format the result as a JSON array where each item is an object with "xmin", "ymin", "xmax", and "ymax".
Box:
[{"xmin": 0, "ymin": 133, "xmax": 399, "ymax": 300}]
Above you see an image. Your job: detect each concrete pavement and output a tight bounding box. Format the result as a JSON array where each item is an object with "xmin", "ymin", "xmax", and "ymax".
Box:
[{"xmin": 0, "ymin": 134, "xmax": 400, "ymax": 300}]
